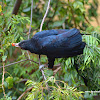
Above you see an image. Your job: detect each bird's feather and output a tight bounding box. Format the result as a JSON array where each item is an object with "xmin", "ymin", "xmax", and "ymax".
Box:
[{"xmin": 35, "ymin": 28, "xmax": 83, "ymax": 57}]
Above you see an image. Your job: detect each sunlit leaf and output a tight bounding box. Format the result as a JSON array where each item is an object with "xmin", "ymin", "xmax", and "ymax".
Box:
[
  {"xmin": 5, "ymin": 77, "xmax": 13, "ymax": 89},
  {"xmin": 2, "ymin": 55, "xmax": 7, "ymax": 61},
  {"xmin": 0, "ymin": 5, "xmax": 2, "ymax": 12}
]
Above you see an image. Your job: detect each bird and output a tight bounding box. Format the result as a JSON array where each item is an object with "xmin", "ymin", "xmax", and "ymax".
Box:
[{"xmin": 12, "ymin": 28, "xmax": 86, "ymax": 69}]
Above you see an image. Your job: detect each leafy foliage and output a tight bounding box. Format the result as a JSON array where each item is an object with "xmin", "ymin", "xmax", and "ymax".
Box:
[{"xmin": 26, "ymin": 76, "xmax": 83, "ymax": 100}]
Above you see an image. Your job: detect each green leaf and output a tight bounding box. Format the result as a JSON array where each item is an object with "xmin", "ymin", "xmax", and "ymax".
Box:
[
  {"xmin": 0, "ymin": 49, "xmax": 4, "ymax": 55},
  {"xmin": 0, "ymin": 5, "xmax": 2, "ymax": 12},
  {"xmin": 5, "ymin": 76, "xmax": 13, "ymax": 89},
  {"xmin": 51, "ymin": 21, "xmax": 64, "ymax": 28},
  {"xmin": 4, "ymin": 81, "xmax": 8, "ymax": 88},
  {"xmin": 64, "ymin": 73, "xmax": 71, "ymax": 82},
  {"xmin": 0, "ymin": 49, "xmax": 4, "ymax": 53},
  {"xmin": 23, "ymin": 7, "xmax": 31, "ymax": 12},
  {"xmin": 2, "ymin": 56, "xmax": 7, "ymax": 61},
  {"xmin": 73, "ymin": 1, "xmax": 85, "ymax": 13},
  {"xmin": 73, "ymin": 1, "xmax": 83, "ymax": 9},
  {"xmin": 13, "ymin": 77, "xmax": 20, "ymax": 82},
  {"xmin": 44, "ymin": 69, "xmax": 53, "ymax": 77}
]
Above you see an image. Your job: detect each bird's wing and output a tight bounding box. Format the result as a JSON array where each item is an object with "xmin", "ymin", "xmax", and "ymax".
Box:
[
  {"xmin": 39, "ymin": 28, "xmax": 82, "ymax": 54},
  {"xmin": 33, "ymin": 29, "xmax": 70, "ymax": 39}
]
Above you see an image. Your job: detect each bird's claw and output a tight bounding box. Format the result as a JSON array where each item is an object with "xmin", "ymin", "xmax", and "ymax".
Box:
[{"xmin": 39, "ymin": 65, "xmax": 45, "ymax": 70}]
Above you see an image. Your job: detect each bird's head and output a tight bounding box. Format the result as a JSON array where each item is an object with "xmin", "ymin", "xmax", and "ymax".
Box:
[
  {"xmin": 12, "ymin": 39, "xmax": 39, "ymax": 53},
  {"xmin": 12, "ymin": 40, "xmax": 31, "ymax": 50}
]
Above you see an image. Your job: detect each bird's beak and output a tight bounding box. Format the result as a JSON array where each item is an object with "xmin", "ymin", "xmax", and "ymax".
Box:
[{"xmin": 12, "ymin": 43, "xmax": 20, "ymax": 47}]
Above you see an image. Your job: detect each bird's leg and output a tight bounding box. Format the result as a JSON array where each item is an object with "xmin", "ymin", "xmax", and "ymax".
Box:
[
  {"xmin": 39, "ymin": 55, "xmax": 41, "ymax": 65},
  {"xmin": 38, "ymin": 55, "xmax": 47, "ymax": 80},
  {"xmin": 48, "ymin": 57, "xmax": 55, "ymax": 69},
  {"xmin": 38, "ymin": 55, "xmax": 48, "ymax": 70},
  {"xmin": 38, "ymin": 55, "xmax": 46, "ymax": 78}
]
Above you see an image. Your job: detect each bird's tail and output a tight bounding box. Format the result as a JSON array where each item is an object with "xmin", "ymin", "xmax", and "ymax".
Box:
[{"xmin": 74, "ymin": 63, "xmax": 88, "ymax": 86}]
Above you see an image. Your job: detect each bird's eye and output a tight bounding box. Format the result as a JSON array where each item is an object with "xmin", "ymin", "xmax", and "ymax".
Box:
[
  {"xmin": 21, "ymin": 43, "xmax": 24, "ymax": 45},
  {"xmin": 21, "ymin": 42, "xmax": 25, "ymax": 45}
]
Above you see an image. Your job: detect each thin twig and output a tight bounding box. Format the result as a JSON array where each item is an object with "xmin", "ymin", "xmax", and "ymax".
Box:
[
  {"xmin": 16, "ymin": 79, "xmax": 28, "ymax": 83},
  {"xmin": 62, "ymin": 23, "xmax": 65, "ymax": 29},
  {"xmin": 53, "ymin": 66, "xmax": 61, "ymax": 76},
  {"xmin": 39, "ymin": 0, "xmax": 51, "ymax": 79},
  {"xmin": 28, "ymin": 0, "xmax": 33, "ymax": 39},
  {"xmin": 27, "ymin": 51, "xmax": 31, "ymax": 63},
  {"xmin": 39, "ymin": 0, "xmax": 51, "ymax": 91},
  {"xmin": 40, "ymin": 68, "xmax": 50, "ymax": 91},
  {"xmin": 0, "ymin": 59, "xmax": 27, "ymax": 69},
  {"xmin": 28, "ymin": 59, "xmax": 39, "ymax": 64},
  {"xmin": 17, "ymin": 86, "xmax": 33, "ymax": 100},
  {"xmin": 83, "ymin": 14, "xmax": 90, "ymax": 24},
  {"xmin": 39, "ymin": 0, "xmax": 51, "ymax": 32},
  {"xmin": 27, "ymin": 0, "xmax": 33, "ymax": 62},
  {"xmin": 40, "ymin": 69, "xmax": 47, "ymax": 80},
  {"xmin": 0, "ymin": 59, "xmax": 39, "ymax": 69},
  {"xmin": 55, "ymin": 81, "xmax": 61, "ymax": 89},
  {"xmin": 2, "ymin": 62, "xmax": 6, "ymax": 96}
]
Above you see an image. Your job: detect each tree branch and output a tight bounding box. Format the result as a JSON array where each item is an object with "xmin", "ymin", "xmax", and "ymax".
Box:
[
  {"xmin": 12, "ymin": 0, "xmax": 22, "ymax": 15},
  {"xmin": 53, "ymin": 66, "xmax": 61, "ymax": 76},
  {"xmin": 39, "ymin": 0, "xmax": 51, "ymax": 79},
  {"xmin": 39, "ymin": 0, "xmax": 51, "ymax": 32},
  {"xmin": 2, "ymin": 62, "xmax": 6, "ymax": 96},
  {"xmin": 28, "ymin": 0, "xmax": 33, "ymax": 39},
  {"xmin": 17, "ymin": 86, "xmax": 33, "ymax": 100},
  {"xmin": 4, "ymin": 0, "xmax": 22, "ymax": 34},
  {"xmin": 39, "ymin": 0, "xmax": 51, "ymax": 91},
  {"xmin": 83, "ymin": 14, "xmax": 90, "ymax": 24},
  {"xmin": 16, "ymin": 79, "xmax": 28, "ymax": 83},
  {"xmin": 0, "ymin": 59, "xmax": 39, "ymax": 69}
]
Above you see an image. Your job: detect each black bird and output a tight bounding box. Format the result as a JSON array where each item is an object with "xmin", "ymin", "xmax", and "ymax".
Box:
[{"xmin": 12, "ymin": 28, "xmax": 86, "ymax": 68}]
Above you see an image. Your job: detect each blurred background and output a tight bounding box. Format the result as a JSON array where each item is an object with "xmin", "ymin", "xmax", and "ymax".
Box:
[{"xmin": 86, "ymin": 0, "xmax": 100, "ymax": 27}]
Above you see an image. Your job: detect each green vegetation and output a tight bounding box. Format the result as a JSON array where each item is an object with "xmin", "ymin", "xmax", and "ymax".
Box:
[{"xmin": 0, "ymin": 0, "xmax": 100, "ymax": 99}]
